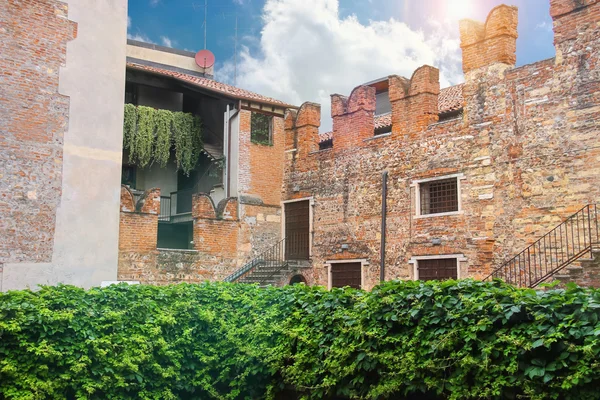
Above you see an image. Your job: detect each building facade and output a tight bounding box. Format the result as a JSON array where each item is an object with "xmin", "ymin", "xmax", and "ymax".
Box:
[
  {"xmin": 282, "ymin": 0, "xmax": 600, "ymax": 290},
  {"xmin": 1, "ymin": 0, "xmax": 599, "ymax": 291}
]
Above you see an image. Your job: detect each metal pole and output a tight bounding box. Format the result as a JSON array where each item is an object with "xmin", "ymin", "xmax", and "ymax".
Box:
[
  {"xmin": 380, "ymin": 171, "xmax": 388, "ymax": 283},
  {"xmin": 204, "ymin": 0, "xmax": 207, "ymax": 50},
  {"xmin": 234, "ymin": 15, "xmax": 238, "ymax": 86}
]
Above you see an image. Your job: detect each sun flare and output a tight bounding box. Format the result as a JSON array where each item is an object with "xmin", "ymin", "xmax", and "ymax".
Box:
[{"xmin": 446, "ymin": 0, "xmax": 476, "ymax": 21}]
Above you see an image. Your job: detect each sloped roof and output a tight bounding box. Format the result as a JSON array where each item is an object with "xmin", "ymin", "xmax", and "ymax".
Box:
[
  {"xmin": 374, "ymin": 112, "xmax": 392, "ymax": 129},
  {"xmin": 127, "ymin": 62, "xmax": 297, "ymax": 108},
  {"xmin": 318, "ymin": 84, "xmax": 464, "ymax": 143},
  {"xmin": 438, "ymin": 84, "xmax": 464, "ymax": 114}
]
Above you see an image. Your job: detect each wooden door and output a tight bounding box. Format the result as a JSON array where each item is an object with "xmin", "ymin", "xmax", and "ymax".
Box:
[
  {"xmin": 331, "ymin": 262, "xmax": 361, "ymax": 289},
  {"xmin": 417, "ymin": 258, "xmax": 458, "ymax": 281},
  {"xmin": 285, "ymin": 201, "xmax": 310, "ymax": 260}
]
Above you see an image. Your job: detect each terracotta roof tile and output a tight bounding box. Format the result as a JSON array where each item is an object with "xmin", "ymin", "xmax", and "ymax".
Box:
[
  {"xmin": 319, "ymin": 131, "xmax": 333, "ymax": 142},
  {"xmin": 439, "ymin": 84, "xmax": 464, "ymax": 114},
  {"xmin": 127, "ymin": 62, "xmax": 297, "ymax": 108},
  {"xmin": 374, "ymin": 112, "xmax": 392, "ymax": 129}
]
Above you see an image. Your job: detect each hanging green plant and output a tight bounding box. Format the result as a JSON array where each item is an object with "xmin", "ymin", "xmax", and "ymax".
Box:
[
  {"xmin": 133, "ymin": 106, "xmax": 156, "ymax": 168},
  {"xmin": 173, "ymin": 112, "xmax": 202, "ymax": 175},
  {"xmin": 123, "ymin": 104, "xmax": 137, "ymax": 150},
  {"xmin": 122, "ymin": 105, "xmax": 203, "ymax": 174},
  {"xmin": 154, "ymin": 109, "xmax": 173, "ymax": 168}
]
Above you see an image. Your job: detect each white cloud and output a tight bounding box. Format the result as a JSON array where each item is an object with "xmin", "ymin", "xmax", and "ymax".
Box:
[
  {"xmin": 536, "ymin": 20, "xmax": 552, "ymax": 32},
  {"xmin": 217, "ymin": 0, "xmax": 463, "ymax": 131},
  {"xmin": 150, "ymin": 0, "xmax": 160, "ymax": 6},
  {"xmin": 127, "ymin": 16, "xmax": 131, "ymax": 28},
  {"xmin": 127, "ymin": 32, "xmax": 156, "ymax": 44},
  {"xmin": 161, "ymin": 36, "xmax": 175, "ymax": 48}
]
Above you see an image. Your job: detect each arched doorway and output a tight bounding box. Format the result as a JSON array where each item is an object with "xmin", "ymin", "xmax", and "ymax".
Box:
[{"xmin": 289, "ymin": 274, "xmax": 306, "ymax": 285}]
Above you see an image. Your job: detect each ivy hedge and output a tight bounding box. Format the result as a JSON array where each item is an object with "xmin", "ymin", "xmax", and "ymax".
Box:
[{"xmin": 1, "ymin": 280, "xmax": 600, "ymax": 399}]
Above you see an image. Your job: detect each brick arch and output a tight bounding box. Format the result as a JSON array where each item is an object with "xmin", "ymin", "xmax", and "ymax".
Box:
[
  {"xmin": 192, "ymin": 193, "xmax": 217, "ymax": 219},
  {"xmin": 120, "ymin": 185, "xmax": 135, "ymax": 212},
  {"xmin": 483, "ymin": 4, "xmax": 519, "ymax": 40},
  {"xmin": 408, "ymin": 65, "xmax": 440, "ymax": 97},
  {"xmin": 346, "ymin": 85, "xmax": 376, "ymax": 114},
  {"xmin": 288, "ymin": 274, "xmax": 307, "ymax": 285},
  {"xmin": 216, "ymin": 197, "xmax": 239, "ymax": 220},
  {"xmin": 138, "ymin": 188, "xmax": 161, "ymax": 214},
  {"xmin": 294, "ymin": 102, "xmax": 321, "ymax": 127}
]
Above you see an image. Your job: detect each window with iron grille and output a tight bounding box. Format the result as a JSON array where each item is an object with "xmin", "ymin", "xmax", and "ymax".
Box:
[
  {"xmin": 420, "ymin": 177, "xmax": 459, "ymax": 215},
  {"xmin": 330, "ymin": 262, "xmax": 362, "ymax": 289},
  {"xmin": 417, "ymin": 258, "xmax": 458, "ymax": 281},
  {"xmin": 251, "ymin": 112, "xmax": 273, "ymax": 145}
]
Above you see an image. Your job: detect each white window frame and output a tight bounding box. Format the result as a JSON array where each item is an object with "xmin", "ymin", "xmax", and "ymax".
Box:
[
  {"xmin": 411, "ymin": 173, "xmax": 465, "ymax": 218},
  {"xmin": 325, "ymin": 259, "xmax": 369, "ymax": 290},
  {"xmin": 281, "ymin": 197, "xmax": 314, "ymax": 259},
  {"xmin": 408, "ymin": 254, "xmax": 467, "ymax": 280}
]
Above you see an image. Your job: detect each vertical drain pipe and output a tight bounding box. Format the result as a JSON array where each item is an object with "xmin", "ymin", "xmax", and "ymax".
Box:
[{"xmin": 380, "ymin": 171, "xmax": 388, "ymax": 283}]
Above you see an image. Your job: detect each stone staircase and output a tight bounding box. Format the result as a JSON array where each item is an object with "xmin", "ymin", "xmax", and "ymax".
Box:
[
  {"xmin": 554, "ymin": 248, "xmax": 600, "ymax": 287},
  {"xmin": 486, "ymin": 204, "xmax": 599, "ymax": 288},
  {"xmin": 223, "ymin": 238, "xmax": 311, "ymax": 287},
  {"xmin": 237, "ymin": 260, "xmax": 309, "ymax": 287}
]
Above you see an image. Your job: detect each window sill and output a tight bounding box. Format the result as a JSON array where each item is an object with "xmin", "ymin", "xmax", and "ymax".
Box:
[
  {"xmin": 364, "ymin": 132, "xmax": 391, "ymax": 141},
  {"xmin": 414, "ymin": 210, "xmax": 463, "ymax": 219},
  {"xmin": 251, "ymin": 141, "xmax": 273, "ymax": 147}
]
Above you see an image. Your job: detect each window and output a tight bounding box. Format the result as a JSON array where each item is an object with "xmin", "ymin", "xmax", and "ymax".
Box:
[
  {"xmin": 419, "ymin": 177, "xmax": 459, "ymax": 215},
  {"xmin": 125, "ymin": 81, "xmax": 138, "ymax": 105},
  {"xmin": 121, "ymin": 165, "xmax": 136, "ymax": 187},
  {"xmin": 330, "ymin": 262, "xmax": 362, "ymax": 289},
  {"xmin": 374, "ymin": 126, "xmax": 391, "ymax": 136},
  {"xmin": 319, "ymin": 138, "xmax": 333, "ymax": 150},
  {"xmin": 417, "ymin": 258, "xmax": 458, "ymax": 281},
  {"xmin": 251, "ymin": 112, "xmax": 273, "ymax": 145}
]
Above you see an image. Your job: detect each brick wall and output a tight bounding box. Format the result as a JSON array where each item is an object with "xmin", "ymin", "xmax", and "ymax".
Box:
[
  {"xmin": 284, "ymin": 0, "xmax": 600, "ymax": 289},
  {"xmin": 118, "ymin": 191, "xmax": 241, "ymax": 283},
  {"xmin": 118, "ymin": 188, "xmax": 160, "ymax": 253},
  {"xmin": 0, "ymin": 0, "xmax": 76, "ymax": 263},
  {"xmin": 238, "ymin": 110, "xmax": 286, "ymax": 206}
]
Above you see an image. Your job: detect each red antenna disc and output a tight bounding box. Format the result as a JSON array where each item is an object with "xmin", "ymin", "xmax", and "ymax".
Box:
[{"xmin": 195, "ymin": 49, "xmax": 215, "ymax": 68}]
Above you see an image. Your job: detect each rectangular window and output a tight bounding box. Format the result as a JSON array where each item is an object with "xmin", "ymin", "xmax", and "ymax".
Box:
[
  {"xmin": 251, "ymin": 112, "xmax": 273, "ymax": 145},
  {"xmin": 417, "ymin": 258, "xmax": 458, "ymax": 281},
  {"xmin": 420, "ymin": 178, "xmax": 458, "ymax": 215},
  {"xmin": 330, "ymin": 262, "xmax": 362, "ymax": 289}
]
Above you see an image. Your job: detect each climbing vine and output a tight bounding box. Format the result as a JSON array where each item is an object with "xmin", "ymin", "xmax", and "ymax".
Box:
[{"xmin": 122, "ymin": 104, "xmax": 203, "ymax": 174}]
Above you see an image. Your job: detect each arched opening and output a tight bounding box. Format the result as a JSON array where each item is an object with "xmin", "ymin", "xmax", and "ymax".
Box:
[{"xmin": 289, "ymin": 274, "xmax": 306, "ymax": 285}]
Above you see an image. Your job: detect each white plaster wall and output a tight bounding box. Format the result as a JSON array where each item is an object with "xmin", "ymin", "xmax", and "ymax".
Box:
[
  {"xmin": 1, "ymin": 0, "xmax": 128, "ymax": 290},
  {"xmin": 126, "ymin": 44, "xmax": 213, "ymax": 76}
]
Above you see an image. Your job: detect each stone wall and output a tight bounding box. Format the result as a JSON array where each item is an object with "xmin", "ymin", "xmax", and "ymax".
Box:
[
  {"xmin": 1, "ymin": 0, "xmax": 127, "ymax": 290},
  {"xmin": 0, "ymin": 0, "xmax": 76, "ymax": 264},
  {"xmin": 283, "ymin": 0, "xmax": 600, "ymax": 290}
]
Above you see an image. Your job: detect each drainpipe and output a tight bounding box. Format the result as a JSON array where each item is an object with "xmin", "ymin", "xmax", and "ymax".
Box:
[
  {"xmin": 226, "ymin": 100, "xmax": 241, "ymax": 197},
  {"xmin": 380, "ymin": 170, "xmax": 388, "ymax": 283}
]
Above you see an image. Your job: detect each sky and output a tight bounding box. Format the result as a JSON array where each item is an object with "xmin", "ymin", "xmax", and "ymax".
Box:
[{"xmin": 127, "ymin": 0, "xmax": 556, "ymax": 131}]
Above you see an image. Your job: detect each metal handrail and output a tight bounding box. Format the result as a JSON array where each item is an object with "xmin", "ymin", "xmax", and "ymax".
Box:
[
  {"xmin": 485, "ymin": 204, "xmax": 599, "ymax": 287},
  {"xmin": 224, "ymin": 238, "xmax": 286, "ymax": 283}
]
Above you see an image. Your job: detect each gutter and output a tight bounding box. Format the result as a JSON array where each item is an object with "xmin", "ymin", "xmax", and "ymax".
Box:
[{"xmin": 226, "ymin": 100, "xmax": 241, "ymax": 197}]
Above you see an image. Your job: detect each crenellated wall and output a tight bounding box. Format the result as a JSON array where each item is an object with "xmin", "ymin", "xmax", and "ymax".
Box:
[{"xmin": 283, "ymin": 0, "xmax": 600, "ymax": 290}]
